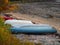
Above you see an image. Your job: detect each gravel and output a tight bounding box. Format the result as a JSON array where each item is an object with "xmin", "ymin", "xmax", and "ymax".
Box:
[{"xmin": 13, "ymin": 34, "xmax": 60, "ymax": 45}]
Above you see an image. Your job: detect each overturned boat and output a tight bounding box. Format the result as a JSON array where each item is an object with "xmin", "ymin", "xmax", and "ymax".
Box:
[{"xmin": 10, "ymin": 24, "xmax": 57, "ymax": 34}]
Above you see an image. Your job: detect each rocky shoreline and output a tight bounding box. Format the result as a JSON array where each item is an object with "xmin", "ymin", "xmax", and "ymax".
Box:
[{"xmin": 7, "ymin": 2, "xmax": 60, "ymax": 45}]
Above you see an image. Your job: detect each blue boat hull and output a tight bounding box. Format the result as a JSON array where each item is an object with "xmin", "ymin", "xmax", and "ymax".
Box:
[{"xmin": 10, "ymin": 26, "xmax": 57, "ymax": 34}]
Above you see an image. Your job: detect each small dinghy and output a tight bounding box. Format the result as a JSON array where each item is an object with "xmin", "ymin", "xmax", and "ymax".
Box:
[{"xmin": 10, "ymin": 24, "xmax": 57, "ymax": 34}]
